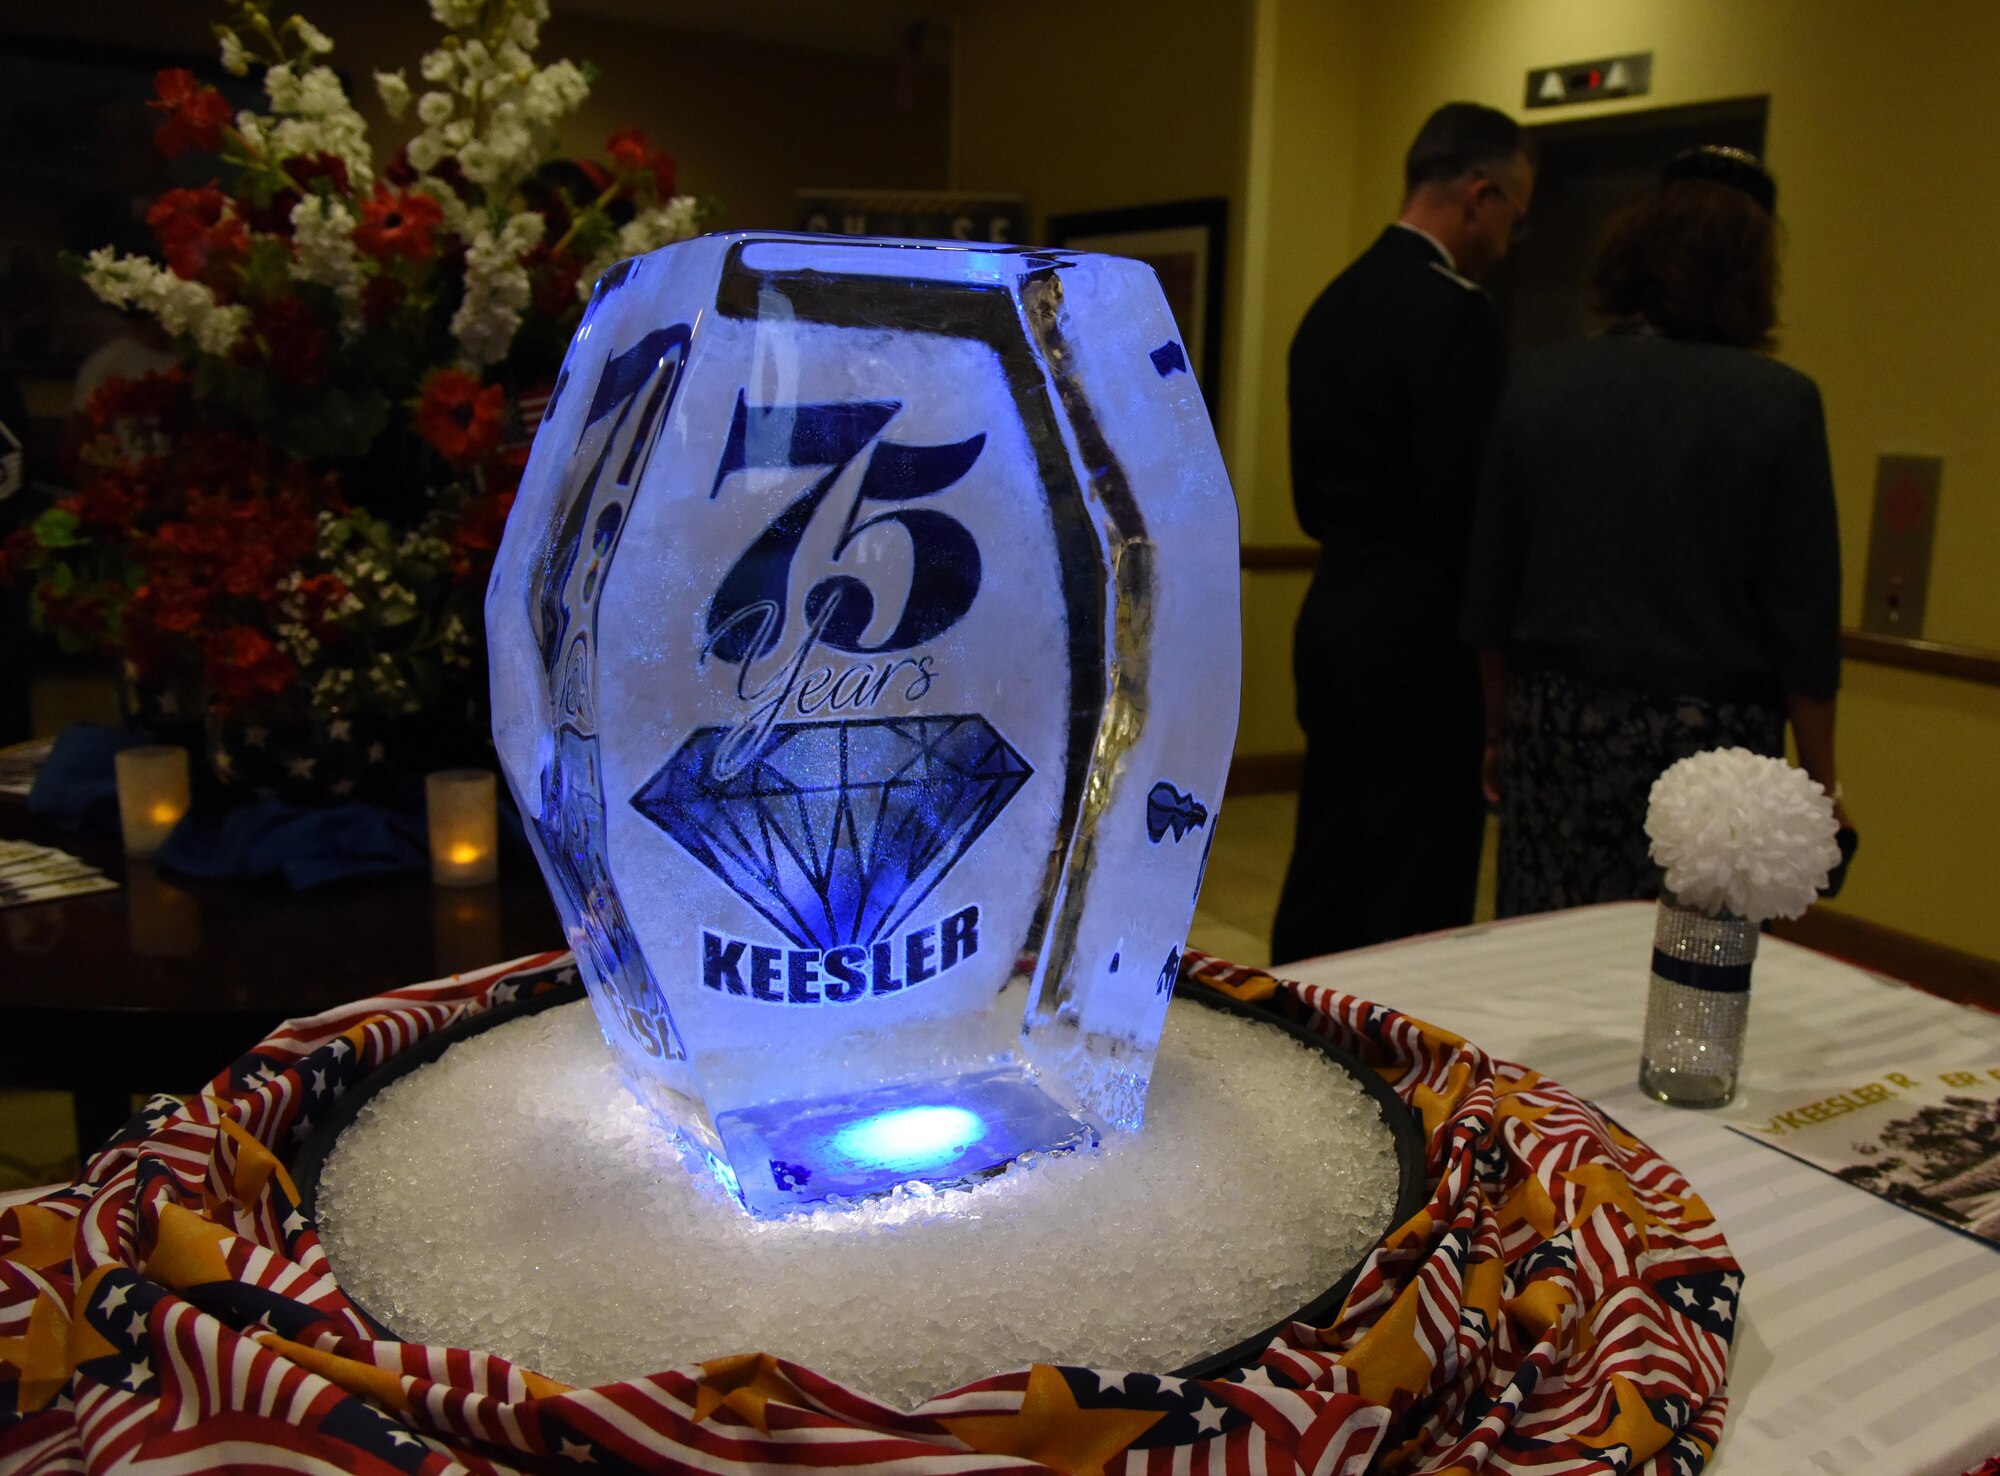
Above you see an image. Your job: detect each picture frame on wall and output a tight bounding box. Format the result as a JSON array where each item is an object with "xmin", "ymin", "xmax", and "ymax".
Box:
[{"xmin": 1045, "ymin": 197, "xmax": 1227, "ymax": 417}]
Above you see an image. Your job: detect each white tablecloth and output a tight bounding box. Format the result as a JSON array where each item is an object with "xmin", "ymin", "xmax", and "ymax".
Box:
[{"xmin": 1285, "ymin": 902, "xmax": 2000, "ymax": 1476}]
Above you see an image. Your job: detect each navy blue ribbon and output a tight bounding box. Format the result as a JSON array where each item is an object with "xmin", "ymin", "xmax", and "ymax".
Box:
[{"xmin": 1651, "ymin": 948, "xmax": 1753, "ymax": 994}]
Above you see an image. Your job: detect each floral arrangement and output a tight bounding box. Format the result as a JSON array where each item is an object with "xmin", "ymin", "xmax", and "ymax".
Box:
[
  {"xmin": 1646, "ymin": 747, "xmax": 1841, "ymax": 922},
  {"xmin": 2, "ymin": 0, "xmax": 705, "ymax": 732}
]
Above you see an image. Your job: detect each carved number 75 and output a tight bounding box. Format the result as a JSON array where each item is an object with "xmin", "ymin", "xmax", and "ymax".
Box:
[{"xmin": 705, "ymin": 391, "xmax": 986, "ymax": 663}]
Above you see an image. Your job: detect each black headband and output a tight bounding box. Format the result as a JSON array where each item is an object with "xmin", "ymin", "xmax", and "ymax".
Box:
[{"xmin": 1661, "ymin": 145, "xmax": 1777, "ymax": 215}]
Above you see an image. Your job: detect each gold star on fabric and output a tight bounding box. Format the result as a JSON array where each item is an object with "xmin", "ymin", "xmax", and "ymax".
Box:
[
  {"xmin": 1495, "ymin": 1094, "xmax": 1553, "ymax": 1129},
  {"xmin": 692, "ymin": 1352, "xmax": 804, "ymax": 1432},
  {"xmin": 1382, "ymin": 1206, "xmax": 1434, "ymax": 1253},
  {"xmin": 220, "ymin": 1116, "xmax": 302, "ymax": 1208},
  {"xmin": 3, "ymin": 1205, "xmax": 74, "ymax": 1275},
  {"xmin": 0, "ymin": 1289, "xmax": 72, "ymax": 1412},
  {"xmin": 1601, "ymin": 1118, "xmax": 1645, "ymax": 1152},
  {"xmin": 67, "ymin": 1268, "xmax": 122, "ymax": 1370},
  {"xmin": 1334, "ymin": 1279, "xmax": 1434, "ymax": 1406},
  {"xmin": 942, "ymin": 1363, "xmax": 1163, "ymax": 1476},
  {"xmin": 141, "ymin": 1202, "xmax": 236, "ymax": 1292},
  {"xmin": 1407, "ymin": 1016, "xmax": 1468, "ymax": 1053},
  {"xmin": 256, "ymin": 1330, "xmax": 416, "ymax": 1415},
  {"xmin": 1460, "ymin": 1256, "xmax": 1504, "ymax": 1327},
  {"xmin": 1493, "ymin": 1174, "xmax": 1559, "ymax": 1239},
  {"xmin": 1663, "ymin": 1187, "xmax": 1714, "ymax": 1227},
  {"xmin": 1413, "ymin": 1062, "xmax": 1473, "ymax": 1139},
  {"xmin": 1575, "ymin": 1374, "xmax": 1674, "ymax": 1465},
  {"xmin": 1562, "ymin": 1163, "xmax": 1662, "ymax": 1247},
  {"xmin": 1198, "ymin": 970, "xmax": 1278, "ymax": 1005},
  {"xmin": 1503, "ymin": 1279, "xmax": 1574, "ymax": 1344}
]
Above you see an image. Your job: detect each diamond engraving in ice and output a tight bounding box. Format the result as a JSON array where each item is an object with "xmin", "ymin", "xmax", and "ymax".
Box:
[
  {"xmin": 634, "ymin": 715, "xmax": 1031, "ymax": 953},
  {"xmin": 488, "ymin": 232, "xmax": 1241, "ymax": 1216}
]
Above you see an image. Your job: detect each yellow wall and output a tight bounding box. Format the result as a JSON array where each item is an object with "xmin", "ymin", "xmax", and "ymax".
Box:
[
  {"xmin": 1233, "ymin": 0, "xmax": 2000, "ymax": 955},
  {"xmin": 1225, "ymin": 0, "xmax": 1366, "ymax": 753},
  {"xmin": 953, "ymin": 0, "xmax": 1295, "ymax": 744},
  {"xmin": 951, "ymin": 0, "xmax": 1255, "ymax": 472}
]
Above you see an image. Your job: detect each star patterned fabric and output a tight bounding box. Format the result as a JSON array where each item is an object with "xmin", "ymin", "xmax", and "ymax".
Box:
[{"xmin": 1, "ymin": 948, "xmax": 1772, "ymax": 1474}]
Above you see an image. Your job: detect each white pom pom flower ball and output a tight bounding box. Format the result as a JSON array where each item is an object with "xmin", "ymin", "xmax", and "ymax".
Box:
[{"xmin": 1645, "ymin": 747, "xmax": 1841, "ymax": 924}]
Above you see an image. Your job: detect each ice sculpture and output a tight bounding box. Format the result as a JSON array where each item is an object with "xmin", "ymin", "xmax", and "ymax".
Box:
[{"xmin": 488, "ymin": 233, "xmax": 1240, "ymax": 1214}]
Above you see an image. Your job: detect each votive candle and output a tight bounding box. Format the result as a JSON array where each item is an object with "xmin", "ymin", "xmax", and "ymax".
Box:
[
  {"xmin": 114, "ymin": 745, "xmax": 191, "ymax": 859},
  {"xmin": 427, "ymin": 768, "xmax": 499, "ymax": 886}
]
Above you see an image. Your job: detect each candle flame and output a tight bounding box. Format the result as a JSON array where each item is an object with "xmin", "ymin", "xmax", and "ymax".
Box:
[
  {"xmin": 149, "ymin": 802, "xmax": 184, "ymax": 825},
  {"xmin": 448, "ymin": 843, "xmax": 485, "ymax": 865}
]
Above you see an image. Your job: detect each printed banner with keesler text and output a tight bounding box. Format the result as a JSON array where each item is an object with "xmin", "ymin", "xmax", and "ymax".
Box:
[{"xmin": 1727, "ymin": 1065, "xmax": 2000, "ymax": 1248}]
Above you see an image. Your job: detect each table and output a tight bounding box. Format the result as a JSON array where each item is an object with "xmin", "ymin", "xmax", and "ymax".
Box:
[
  {"xmin": 0, "ymin": 800, "xmax": 562, "ymax": 1148},
  {"xmin": 1286, "ymin": 903, "xmax": 2000, "ymax": 1476}
]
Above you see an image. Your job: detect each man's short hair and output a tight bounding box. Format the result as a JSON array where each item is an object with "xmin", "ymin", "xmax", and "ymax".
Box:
[{"xmin": 1404, "ymin": 103, "xmax": 1527, "ymax": 195}]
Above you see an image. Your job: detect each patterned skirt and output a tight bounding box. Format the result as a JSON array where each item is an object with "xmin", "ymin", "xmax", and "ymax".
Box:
[{"xmin": 1497, "ymin": 666, "xmax": 1786, "ymax": 918}]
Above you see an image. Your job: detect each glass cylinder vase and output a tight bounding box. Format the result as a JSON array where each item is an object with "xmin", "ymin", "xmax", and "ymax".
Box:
[{"xmin": 1639, "ymin": 896, "xmax": 1758, "ymax": 1107}]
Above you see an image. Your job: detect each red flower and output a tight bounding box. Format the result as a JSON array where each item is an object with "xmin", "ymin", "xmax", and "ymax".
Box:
[
  {"xmin": 130, "ymin": 576, "xmax": 211, "ymax": 636},
  {"xmin": 353, "ymin": 187, "xmax": 444, "ymax": 263},
  {"xmin": 250, "ymin": 297, "xmax": 330, "ymax": 387},
  {"xmin": 148, "ymin": 185, "xmax": 248, "ymax": 282},
  {"xmin": 282, "ymin": 151, "xmax": 352, "ymax": 196},
  {"xmin": 604, "ymin": 128, "xmax": 675, "ymax": 197},
  {"xmin": 415, "ymin": 370, "xmax": 506, "ymax": 468},
  {"xmin": 82, "ymin": 369, "xmax": 187, "ymax": 431},
  {"xmin": 528, "ymin": 244, "xmax": 583, "ymax": 316},
  {"xmin": 148, "ymin": 69, "xmax": 233, "ymax": 158},
  {"xmin": 204, "ymin": 625, "xmax": 297, "ymax": 708},
  {"xmin": 360, "ymin": 274, "xmax": 407, "ymax": 324}
]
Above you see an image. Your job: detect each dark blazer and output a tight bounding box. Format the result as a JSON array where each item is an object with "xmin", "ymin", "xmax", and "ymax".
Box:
[
  {"xmin": 1461, "ymin": 330, "xmax": 1841, "ymax": 701},
  {"xmin": 1289, "ymin": 225, "xmax": 1506, "ymax": 602}
]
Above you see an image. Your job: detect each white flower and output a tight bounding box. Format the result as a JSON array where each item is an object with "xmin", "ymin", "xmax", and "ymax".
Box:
[
  {"xmin": 82, "ymin": 248, "xmax": 249, "ymax": 356},
  {"xmin": 260, "ymin": 62, "xmax": 374, "ymax": 191},
  {"xmin": 265, "ymin": 61, "xmax": 303, "ymax": 112},
  {"xmin": 430, "ymin": 0, "xmax": 484, "ymax": 27},
  {"xmin": 406, "ymin": 132, "xmax": 446, "ymax": 173},
  {"xmin": 416, "ymin": 89, "xmax": 454, "ymax": 125},
  {"xmin": 1646, "ymin": 747, "xmax": 1841, "ymax": 922},
  {"xmin": 296, "ymin": 65, "xmax": 346, "ymax": 114},
  {"xmin": 375, "ymin": 69, "xmax": 412, "ymax": 119},
  {"xmin": 522, "ymin": 59, "xmax": 589, "ymax": 124},
  {"xmin": 288, "ymin": 195, "xmax": 365, "ymax": 337},
  {"xmin": 576, "ymin": 196, "xmax": 705, "ymax": 301},
  {"xmin": 451, "ymin": 210, "xmax": 544, "ymax": 367},
  {"xmin": 290, "ymin": 17, "xmax": 335, "ymax": 54},
  {"xmin": 420, "ymin": 48, "xmax": 455, "ymax": 84},
  {"xmin": 217, "ymin": 28, "xmax": 251, "ymax": 76}
]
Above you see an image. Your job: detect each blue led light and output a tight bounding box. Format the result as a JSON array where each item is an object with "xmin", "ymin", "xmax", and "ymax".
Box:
[{"xmin": 832, "ymin": 1105, "xmax": 985, "ymax": 1173}]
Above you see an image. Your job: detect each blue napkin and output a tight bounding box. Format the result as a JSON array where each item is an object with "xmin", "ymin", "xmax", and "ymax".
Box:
[
  {"xmin": 26, "ymin": 723, "xmax": 155, "ymax": 830},
  {"xmin": 27, "ymin": 723, "xmax": 438, "ymax": 889},
  {"xmin": 156, "ymin": 799, "xmax": 429, "ymax": 889}
]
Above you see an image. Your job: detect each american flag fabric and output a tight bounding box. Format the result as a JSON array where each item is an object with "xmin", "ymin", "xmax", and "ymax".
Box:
[{"xmin": 5, "ymin": 946, "xmax": 1747, "ymax": 1475}]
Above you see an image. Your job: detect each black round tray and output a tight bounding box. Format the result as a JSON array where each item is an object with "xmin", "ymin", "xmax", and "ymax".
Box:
[{"xmin": 290, "ymin": 977, "xmax": 1430, "ymax": 1381}]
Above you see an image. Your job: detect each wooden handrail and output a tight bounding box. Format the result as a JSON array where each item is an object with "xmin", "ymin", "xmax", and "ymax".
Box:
[
  {"xmin": 1236, "ymin": 545, "xmax": 2000, "ymax": 690},
  {"xmin": 1839, "ymin": 630, "xmax": 2000, "ymax": 688},
  {"xmin": 1237, "ymin": 543, "xmax": 1317, "ymax": 571}
]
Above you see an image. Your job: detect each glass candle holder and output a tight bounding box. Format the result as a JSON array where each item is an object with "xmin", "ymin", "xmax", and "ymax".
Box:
[
  {"xmin": 1639, "ymin": 896, "xmax": 1758, "ymax": 1107},
  {"xmin": 113, "ymin": 745, "xmax": 191, "ymax": 860},
  {"xmin": 426, "ymin": 769, "xmax": 499, "ymax": 887}
]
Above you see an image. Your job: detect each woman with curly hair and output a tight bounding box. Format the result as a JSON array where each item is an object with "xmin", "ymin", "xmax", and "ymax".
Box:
[{"xmin": 1462, "ymin": 147, "xmax": 1847, "ymax": 916}]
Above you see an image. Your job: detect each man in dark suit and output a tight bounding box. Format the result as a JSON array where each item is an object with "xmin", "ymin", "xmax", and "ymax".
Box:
[{"xmin": 1272, "ymin": 103, "xmax": 1533, "ymax": 964}]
